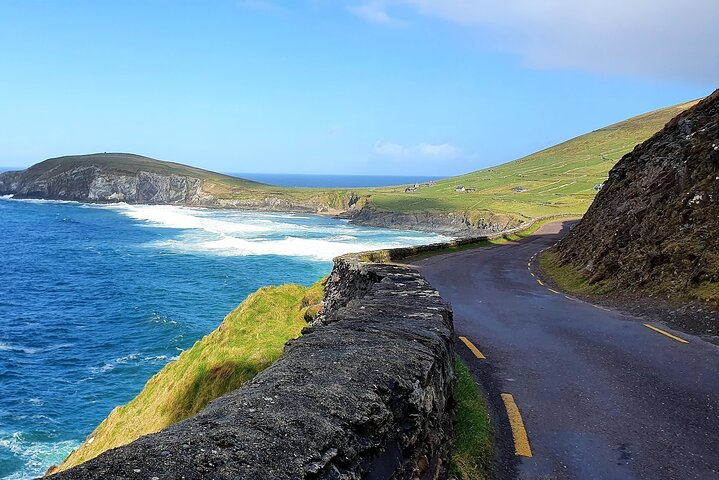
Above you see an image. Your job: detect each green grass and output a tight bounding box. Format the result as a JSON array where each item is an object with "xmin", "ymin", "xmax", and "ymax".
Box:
[
  {"xmin": 449, "ymin": 358, "xmax": 494, "ymax": 480},
  {"xmin": 55, "ymin": 279, "xmax": 325, "ymax": 473},
  {"xmin": 366, "ymin": 100, "xmax": 698, "ymax": 222},
  {"xmin": 29, "ymin": 153, "xmax": 253, "ymax": 185},
  {"xmin": 538, "ymin": 250, "xmax": 614, "ymax": 295},
  {"xmin": 691, "ymin": 281, "xmax": 719, "ymax": 304}
]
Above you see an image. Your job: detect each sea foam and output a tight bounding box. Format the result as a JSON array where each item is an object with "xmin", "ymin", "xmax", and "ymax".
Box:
[
  {"xmin": 0, "ymin": 431, "xmax": 78, "ymax": 480},
  {"xmin": 104, "ymin": 203, "xmax": 447, "ymax": 261}
]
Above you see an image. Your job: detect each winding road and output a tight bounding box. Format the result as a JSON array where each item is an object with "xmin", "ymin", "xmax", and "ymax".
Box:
[{"xmin": 414, "ymin": 221, "xmax": 719, "ymax": 480}]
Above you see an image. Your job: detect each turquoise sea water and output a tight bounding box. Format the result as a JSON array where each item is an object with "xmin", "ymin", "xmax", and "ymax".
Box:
[{"xmin": 0, "ymin": 197, "xmax": 445, "ymax": 479}]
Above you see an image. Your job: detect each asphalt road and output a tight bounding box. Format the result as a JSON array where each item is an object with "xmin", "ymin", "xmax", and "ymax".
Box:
[{"xmin": 414, "ymin": 221, "xmax": 719, "ymax": 480}]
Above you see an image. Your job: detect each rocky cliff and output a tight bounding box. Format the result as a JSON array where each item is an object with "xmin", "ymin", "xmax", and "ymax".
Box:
[
  {"xmin": 0, "ymin": 153, "xmax": 335, "ymax": 213},
  {"xmin": 0, "ymin": 153, "xmax": 216, "ymax": 204},
  {"xmin": 49, "ymin": 259, "xmax": 456, "ymax": 480},
  {"xmin": 553, "ymin": 89, "xmax": 719, "ymax": 306}
]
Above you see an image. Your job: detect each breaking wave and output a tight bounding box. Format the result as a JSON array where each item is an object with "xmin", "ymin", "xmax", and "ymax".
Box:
[{"xmin": 103, "ymin": 203, "xmax": 446, "ymax": 261}]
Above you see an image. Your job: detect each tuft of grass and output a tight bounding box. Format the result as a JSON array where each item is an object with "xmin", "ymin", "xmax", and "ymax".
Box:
[
  {"xmin": 689, "ymin": 281, "xmax": 719, "ymax": 305},
  {"xmin": 538, "ymin": 250, "xmax": 614, "ymax": 295},
  {"xmin": 56, "ymin": 279, "xmax": 325, "ymax": 473},
  {"xmin": 449, "ymin": 358, "xmax": 494, "ymax": 480}
]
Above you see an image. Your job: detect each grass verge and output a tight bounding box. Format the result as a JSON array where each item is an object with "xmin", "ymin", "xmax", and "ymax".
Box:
[
  {"xmin": 54, "ymin": 279, "xmax": 325, "ymax": 473},
  {"xmin": 449, "ymin": 358, "xmax": 494, "ymax": 480},
  {"xmin": 538, "ymin": 250, "xmax": 614, "ymax": 295}
]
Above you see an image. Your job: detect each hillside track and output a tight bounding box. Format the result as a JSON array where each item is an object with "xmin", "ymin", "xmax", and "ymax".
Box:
[{"xmin": 415, "ymin": 221, "xmax": 719, "ymax": 480}]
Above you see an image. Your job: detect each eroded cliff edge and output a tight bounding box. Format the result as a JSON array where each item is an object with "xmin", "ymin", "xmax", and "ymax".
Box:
[{"xmin": 49, "ymin": 259, "xmax": 456, "ymax": 480}]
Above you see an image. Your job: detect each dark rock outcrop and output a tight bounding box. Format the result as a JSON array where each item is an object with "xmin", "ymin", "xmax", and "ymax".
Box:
[
  {"xmin": 554, "ymin": 89, "xmax": 719, "ymax": 306},
  {"xmin": 343, "ymin": 206, "xmax": 519, "ymax": 237},
  {"xmin": 50, "ymin": 260, "xmax": 455, "ymax": 480}
]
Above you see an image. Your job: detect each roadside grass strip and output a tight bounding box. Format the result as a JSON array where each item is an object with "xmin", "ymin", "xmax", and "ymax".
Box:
[
  {"xmin": 449, "ymin": 359, "xmax": 494, "ymax": 480},
  {"xmin": 459, "ymin": 336, "xmax": 486, "ymax": 359},
  {"xmin": 501, "ymin": 393, "xmax": 533, "ymax": 457},
  {"xmin": 643, "ymin": 324, "xmax": 689, "ymax": 344}
]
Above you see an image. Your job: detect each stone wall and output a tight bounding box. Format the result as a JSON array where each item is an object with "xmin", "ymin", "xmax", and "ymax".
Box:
[{"xmin": 50, "ymin": 259, "xmax": 455, "ymax": 480}]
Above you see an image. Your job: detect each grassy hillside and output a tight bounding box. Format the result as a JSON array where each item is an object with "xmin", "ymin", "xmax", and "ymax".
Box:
[
  {"xmin": 27, "ymin": 153, "xmax": 255, "ymax": 184},
  {"xmin": 366, "ymin": 100, "xmax": 698, "ymax": 221},
  {"xmin": 54, "ymin": 279, "xmax": 324, "ymax": 473}
]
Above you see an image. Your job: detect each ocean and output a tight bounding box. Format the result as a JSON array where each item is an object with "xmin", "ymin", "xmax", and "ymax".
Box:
[
  {"xmin": 229, "ymin": 173, "xmax": 444, "ymax": 188},
  {"xmin": 0, "ymin": 196, "xmax": 445, "ymax": 479}
]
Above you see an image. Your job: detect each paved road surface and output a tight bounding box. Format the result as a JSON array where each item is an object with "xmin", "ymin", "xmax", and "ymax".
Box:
[{"xmin": 414, "ymin": 221, "xmax": 719, "ymax": 480}]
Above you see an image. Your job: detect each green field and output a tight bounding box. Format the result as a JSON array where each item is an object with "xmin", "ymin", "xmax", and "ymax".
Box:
[
  {"xmin": 364, "ymin": 100, "xmax": 697, "ymax": 221},
  {"xmin": 55, "ymin": 280, "xmax": 324, "ymax": 473}
]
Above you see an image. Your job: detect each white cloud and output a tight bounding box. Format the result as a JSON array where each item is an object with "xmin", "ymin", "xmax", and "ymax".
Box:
[
  {"xmin": 417, "ymin": 142, "xmax": 460, "ymax": 157},
  {"xmin": 350, "ymin": 0, "xmax": 719, "ymax": 82},
  {"xmin": 349, "ymin": 1, "xmax": 404, "ymax": 25},
  {"xmin": 374, "ymin": 141, "xmax": 460, "ymax": 158},
  {"xmin": 374, "ymin": 141, "xmax": 410, "ymax": 156}
]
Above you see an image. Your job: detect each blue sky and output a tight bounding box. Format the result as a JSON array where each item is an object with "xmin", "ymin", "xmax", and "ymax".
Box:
[{"xmin": 0, "ymin": 0, "xmax": 716, "ymax": 175}]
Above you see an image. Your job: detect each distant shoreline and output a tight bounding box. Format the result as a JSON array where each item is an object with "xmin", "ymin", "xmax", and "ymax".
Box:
[{"xmin": 225, "ymin": 172, "xmax": 445, "ymax": 188}]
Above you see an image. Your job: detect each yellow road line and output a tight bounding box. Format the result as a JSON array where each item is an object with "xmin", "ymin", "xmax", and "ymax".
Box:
[
  {"xmin": 536, "ymin": 279, "xmax": 544, "ymax": 286},
  {"xmin": 458, "ymin": 336, "xmax": 486, "ymax": 359},
  {"xmin": 501, "ymin": 393, "xmax": 533, "ymax": 457},
  {"xmin": 643, "ymin": 324, "xmax": 689, "ymax": 344}
]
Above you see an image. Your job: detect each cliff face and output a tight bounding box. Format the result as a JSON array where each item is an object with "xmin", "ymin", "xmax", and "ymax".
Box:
[
  {"xmin": 1, "ymin": 165, "xmax": 208, "ymax": 204},
  {"xmin": 50, "ymin": 260, "xmax": 455, "ymax": 480},
  {"xmin": 554, "ymin": 89, "xmax": 719, "ymax": 304},
  {"xmin": 0, "ymin": 154, "xmax": 215, "ymax": 204}
]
